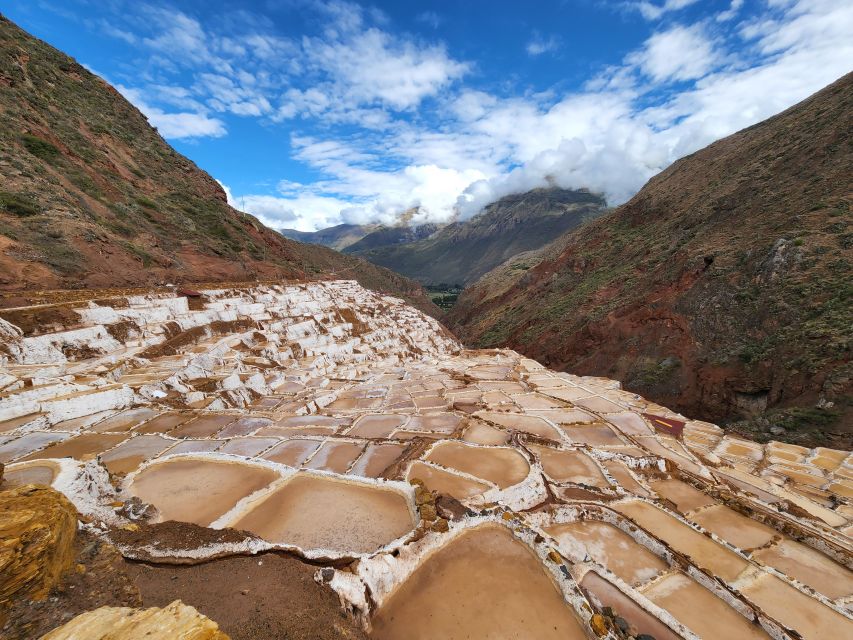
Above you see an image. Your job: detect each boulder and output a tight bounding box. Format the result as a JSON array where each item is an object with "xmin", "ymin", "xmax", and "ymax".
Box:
[{"xmin": 39, "ymin": 600, "xmax": 230, "ymax": 640}]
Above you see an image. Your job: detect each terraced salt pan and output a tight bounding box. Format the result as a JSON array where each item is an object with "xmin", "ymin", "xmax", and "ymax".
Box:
[
  {"xmin": 226, "ymin": 473, "xmax": 415, "ymax": 554},
  {"xmin": 21, "ymin": 432, "xmax": 127, "ymax": 462},
  {"xmin": 752, "ymin": 538, "xmax": 853, "ymax": 600},
  {"xmin": 528, "ymin": 444, "xmax": 610, "ymax": 488},
  {"xmin": 641, "ymin": 572, "xmax": 771, "ymax": 640},
  {"xmin": 649, "ymin": 478, "xmax": 717, "ymax": 513},
  {"xmin": 475, "ymin": 411, "xmax": 562, "ymax": 440},
  {"xmin": 738, "ymin": 573, "xmax": 853, "ymax": 640},
  {"xmin": 579, "ymin": 572, "xmax": 682, "ymax": 640},
  {"xmin": 128, "ymin": 457, "xmax": 278, "ymax": 526},
  {"xmin": 303, "ymin": 440, "xmax": 364, "ymax": 473},
  {"xmin": 0, "ymin": 459, "xmax": 60, "ymax": 487},
  {"xmin": 407, "ymin": 461, "xmax": 490, "ymax": 500},
  {"xmin": 348, "ymin": 443, "xmax": 406, "ymax": 478},
  {"xmin": 370, "ymin": 524, "xmax": 587, "ymax": 640},
  {"xmin": 100, "ymin": 435, "xmax": 175, "ymax": 474},
  {"xmin": 546, "ymin": 520, "xmax": 667, "ymax": 586},
  {"xmin": 689, "ymin": 504, "xmax": 779, "ymax": 551},
  {"xmin": 425, "ymin": 441, "xmax": 530, "ymax": 489},
  {"xmin": 461, "ymin": 421, "xmax": 509, "ymax": 445},
  {"xmin": 614, "ymin": 500, "xmax": 749, "ymax": 581}
]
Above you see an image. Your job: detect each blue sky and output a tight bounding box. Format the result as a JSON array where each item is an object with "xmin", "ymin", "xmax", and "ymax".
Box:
[{"xmin": 5, "ymin": 0, "xmax": 852, "ymax": 230}]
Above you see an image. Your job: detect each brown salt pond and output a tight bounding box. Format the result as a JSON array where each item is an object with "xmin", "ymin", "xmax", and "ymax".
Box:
[
  {"xmin": 229, "ymin": 474, "xmax": 415, "ymax": 553},
  {"xmin": 170, "ymin": 415, "xmax": 235, "ymax": 438},
  {"xmin": 0, "ymin": 460, "xmax": 60, "ymax": 488},
  {"xmin": 614, "ymin": 500, "xmax": 749, "ymax": 582},
  {"xmin": 407, "ymin": 461, "xmax": 490, "ymax": 500},
  {"xmin": 303, "ymin": 440, "xmax": 364, "ymax": 473},
  {"xmin": 641, "ymin": 572, "xmax": 770, "ymax": 640},
  {"xmin": 649, "ymin": 478, "xmax": 717, "ymax": 513},
  {"xmin": 349, "ymin": 443, "xmax": 406, "ymax": 478},
  {"xmin": 751, "ymin": 539, "xmax": 853, "ymax": 600},
  {"xmin": 90, "ymin": 408, "xmax": 159, "ymax": 432},
  {"xmin": 476, "ymin": 411, "xmax": 562, "ymax": 440},
  {"xmin": 529, "ymin": 408, "xmax": 597, "ymax": 425},
  {"xmin": 100, "ymin": 435, "xmax": 175, "ymax": 474},
  {"xmin": 132, "ymin": 413, "xmax": 192, "ymax": 434},
  {"xmin": 347, "ymin": 414, "xmax": 406, "ymax": 438},
  {"xmin": 689, "ymin": 504, "xmax": 778, "ymax": 551},
  {"xmin": 528, "ymin": 445, "xmax": 610, "ymax": 488},
  {"xmin": 738, "ymin": 572, "xmax": 853, "ymax": 640},
  {"xmin": 426, "ymin": 442, "xmax": 529, "ymax": 489},
  {"xmin": 21, "ymin": 432, "xmax": 127, "ymax": 462},
  {"xmin": 579, "ymin": 572, "xmax": 681, "ymax": 640},
  {"xmin": 129, "ymin": 458, "xmax": 278, "ymax": 526},
  {"xmin": 546, "ymin": 520, "xmax": 667, "ymax": 586},
  {"xmin": 370, "ymin": 524, "xmax": 587, "ymax": 640}
]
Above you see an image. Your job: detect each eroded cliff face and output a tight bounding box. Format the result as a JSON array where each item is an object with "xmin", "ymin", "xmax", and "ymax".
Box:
[
  {"xmin": 447, "ymin": 73, "xmax": 852, "ymax": 447},
  {"xmin": 0, "ymin": 280, "xmax": 851, "ymax": 640}
]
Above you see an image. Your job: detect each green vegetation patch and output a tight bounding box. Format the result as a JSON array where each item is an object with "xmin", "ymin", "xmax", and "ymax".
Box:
[
  {"xmin": 0, "ymin": 190, "xmax": 40, "ymax": 217},
  {"xmin": 20, "ymin": 133, "xmax": 60, "ymax": 161}
]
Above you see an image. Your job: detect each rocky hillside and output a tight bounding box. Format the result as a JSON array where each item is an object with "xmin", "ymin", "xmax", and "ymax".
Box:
[
  {"xmin": 0, "ymin": 16, "xmax": 438, "ymax": 315},
  {"xmin": 278, "ymin": 223, "xmax": 378, "ymax": 250},
  {"xmin": 343, "ymin": 220, "xmax": 440, "ymax": 253},
  {"xmin": 350, "ymin": 187, "xmax": 607, "ymax": 286},
  {"xmin": 448, "ymin": 73, "xmax": 852, "ymax": 447}
]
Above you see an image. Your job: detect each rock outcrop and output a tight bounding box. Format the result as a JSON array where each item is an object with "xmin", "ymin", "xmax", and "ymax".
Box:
[
  {"xmin": 0, "ymin": 484, "xmax": 77, "ymax": 618},
  {"xmin": 40, "ymin": 600, "xmax": 230, "ymax": 640}
]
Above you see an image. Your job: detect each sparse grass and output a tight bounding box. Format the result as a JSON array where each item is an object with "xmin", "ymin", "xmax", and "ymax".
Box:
[{"xmin": 0, "ymin": 190, "xmax": 40, "ymax": 217}]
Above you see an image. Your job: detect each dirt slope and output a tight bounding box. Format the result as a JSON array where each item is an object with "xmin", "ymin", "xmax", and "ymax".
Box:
[
  {"xmin": 448, "ymin": 73, "xmax": 852, "ymax": 446},
  {"xmin": 0, "ymin": 15, "xmax": 438, "ymax": 315}
]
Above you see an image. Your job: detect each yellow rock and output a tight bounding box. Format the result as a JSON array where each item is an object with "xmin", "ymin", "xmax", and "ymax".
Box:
[
  {"xmin": 590, "ymin": 613, "xmax": 609, "ymax": 637},
  {"xmin": 0, "ymin": 484, "xmax": 77, "ymax": 612},
  {"xmin": 39, "ymin": 600, "xmax": 230, "ymax": 639},
  {"xmin": 120, "ymin": 523, "xmax": 140, "ymax": 532}
]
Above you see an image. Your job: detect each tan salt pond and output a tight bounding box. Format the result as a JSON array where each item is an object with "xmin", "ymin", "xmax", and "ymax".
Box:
[
  {"xmin": 303, "ymin": 440, "xmax": 364, "ymax": 473},
  {"xmin": 262, "ymin": 439, "xmax": 321, "ymax": 466},
  {"xmin": 559, "ymin": 423, "xmax": 623, "ymax": 446},
  {"xmin": 405, "ymin": 413, "xmax": 462, "ymax": 434},
  {"xmin": 606, "ymin": 412, "xmax": 653, "ymax": 436},
  {"xmin": 528, "ymin": 445, "xmax": 609, "ymax": 487},
  {"xmin": 21, "ymin": 433, "xmax": 127, "ymax": 462},
  {"xmin": 407, "ymin": 461, "xmax": 491, "ymax": 500},
  {"xmin": 546, "ymin": 520, "xmax": 667, "ymax": 586},
  {"xmin": 218, "ymin": 437, "xmax": 280, "ymax": 457},
  {"xmin": 573, "ymin": 396, "xmax": 624, "ymax": 413},
  {"xmin": 751, "ymin": 539, "xmax": 853, "ymax": 600},
  {"xmin": 370, "ymin": 524, "xmax": 587, "ymax": 640},
  {"xmin": 426, "ymin": 442, "xmax": 529, "ymax": 489},
  {"xmin": 229, "ymin": 474, "xmax": 414, "ymax": 553},
  {"xmin": 738, "ymin": 572, "xmax": 853, "ymax": 640},
  {"xmin": 216, "ymin": 417, "xmax": 274, "ymax": 438},
  {"xmin": 649, "ymin": 478, "xmax": 717, "ymax": 513},
  {"xmin": 348, "ymin": 443, "xmax": 405, "ymax": 478},
  {"xmin": 476, "ymin": 412, "xmax": 562, "ymax": 440},
  {"xmin": 614, "ymin": 500, "xmax": 749, "ymax": 582},
  {"xmin": 641, "ymin": 572, "xmax": 770, "ymax": 640},
  {"xmin": 689, "ymin": 504, "xmax": 778, "ymax": 551},
  {"xmin": 99, "ymin": 435, "xmax": 175, "ymax": 474},
  {"xmin": 347, "ymin": 414, "xmax": 406, "ymax": 438},
  {"xmin": 461, "ymin": 421, "xmax": 510, "ymax": 445},
  {"xmin": 579, "ymin": 572, "xmax": 681, "ymax": 640},
  {"xmin": 129, "ymin": 458, "xmax": 278, "ymax": 526},
  {"xmin": 529, "ymin": 408, "xmax": 596, "ymax": 425},
  {"xmin": 0, "ymin": 460, "xmax": 60, "ymax": 488},
  {"xmin": 603, "ymin": 461, "xmax": 651, "ymax": 497}
]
